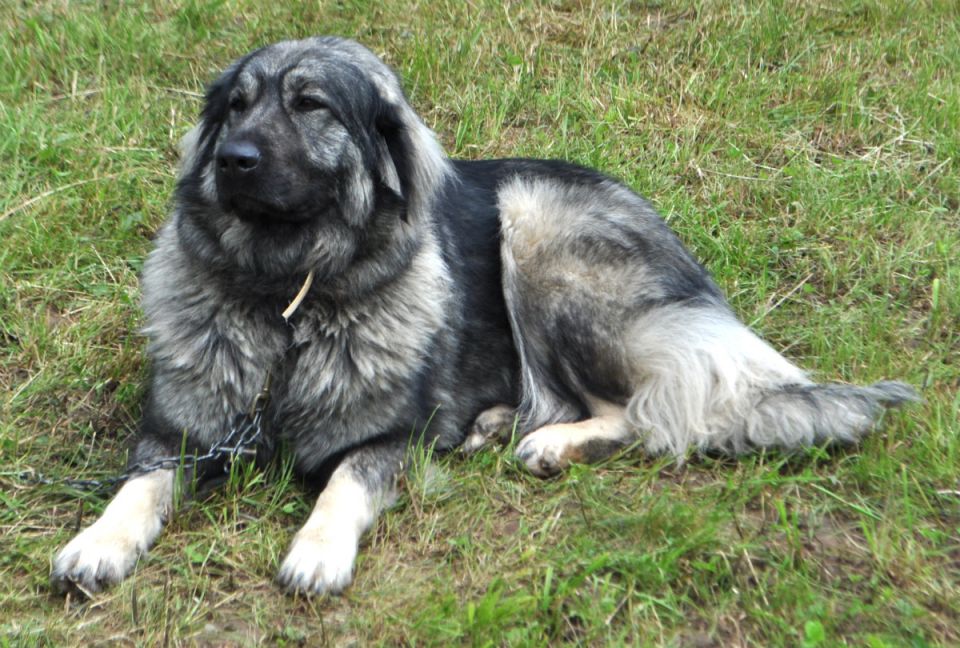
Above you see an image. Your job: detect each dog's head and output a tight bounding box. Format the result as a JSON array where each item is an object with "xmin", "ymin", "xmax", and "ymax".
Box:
[{"xmin": 175, "ymin": 37, "xmax": 449, "ymax": 280}]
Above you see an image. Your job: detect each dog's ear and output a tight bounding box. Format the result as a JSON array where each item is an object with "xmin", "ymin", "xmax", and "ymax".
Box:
[
  {"xmin": 315, "ymin": 68, "xmax": 408, "ymax": 221},
  {"xmin": 325, "ymin": 58, "xmax": 449, "ymax": 226},
  {"xmin": 373, "ymin": 99, "xmax": 413, "ymax": 221}
]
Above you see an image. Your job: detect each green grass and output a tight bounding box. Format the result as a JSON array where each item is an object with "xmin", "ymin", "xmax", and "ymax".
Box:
[{"xmin": 2, "ymin": 0, "xmax": 958, "ymax": 645}]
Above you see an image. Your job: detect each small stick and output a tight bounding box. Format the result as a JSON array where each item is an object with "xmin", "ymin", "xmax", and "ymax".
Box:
[
  {"xmin": 1, "ymin": 174, "xmax": 122, "ymax": 222},
  {"xmin": 282, "ymin": 270, "xmax": 315, "ymax": 322},
  {"xmin": 749, "ymin": 272, "xmax": 814, "ymax": 327}
]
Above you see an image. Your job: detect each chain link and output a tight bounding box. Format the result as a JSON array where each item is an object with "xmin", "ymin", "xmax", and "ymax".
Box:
[{"xmin": 18, "ymin": 384, "xmax": 270, "ymax": 493}]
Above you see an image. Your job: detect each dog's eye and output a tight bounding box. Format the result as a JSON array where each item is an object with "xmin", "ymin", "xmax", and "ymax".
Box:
[
  {"xmin": 294, "ymin": 96, "xmax": 327, "ymax": 112},
  {"xmin": 228, "ymin": 95, "xmax": 246, "ymax": 113}
]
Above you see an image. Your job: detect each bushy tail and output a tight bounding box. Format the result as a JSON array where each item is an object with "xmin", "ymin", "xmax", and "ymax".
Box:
[
  {"xmin": 744, "ymin": 380, "xmax": 919, "ymax": 450},
  {"xmin": 623, "ymin": 307, "xmax": 918, "ymax": 457}
]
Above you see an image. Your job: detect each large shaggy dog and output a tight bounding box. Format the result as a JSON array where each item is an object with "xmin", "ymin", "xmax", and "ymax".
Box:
[{"xmin": 52, "ymin": 37, "xmax": 915, "ymax": 596}]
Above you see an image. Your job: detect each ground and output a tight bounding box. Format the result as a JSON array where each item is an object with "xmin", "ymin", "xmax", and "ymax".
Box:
[{"xmin": 1, "ymin": 1, "xmax": 958, "ymax": 645}]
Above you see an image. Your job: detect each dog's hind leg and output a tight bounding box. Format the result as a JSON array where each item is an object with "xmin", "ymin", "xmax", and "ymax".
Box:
[
  {"xmin": 461, "ymin": 404, "xmax": 517, "ymax": 453},
  {"xmin": 515, "ymin": 399, "xmax": 634, "ymax": 477},
  {"xmin": 277, "ymin": 439, "xmax": 403, "ymax": 596},
  {"xmin": 498, "ymin": 176, "xmax": 663, "ymax": 474},
  {"xmin": 497, "ymin": 175, "xmax": 915, "ymax": 473}
]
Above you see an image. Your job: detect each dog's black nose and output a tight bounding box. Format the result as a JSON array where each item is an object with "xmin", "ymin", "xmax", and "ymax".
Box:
[{"xmin": 217, "ymin": 140, "xmax": 261, "ymax": 174}]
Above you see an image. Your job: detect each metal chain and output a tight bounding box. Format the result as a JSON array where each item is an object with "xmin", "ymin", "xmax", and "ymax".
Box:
[
  {"xmin": 19, "ymin": 271, "xmax": 314, "ymax": 495},
  {"xmin": 18, "ymin": 390, "xmax": 270, "ymax": 493}
]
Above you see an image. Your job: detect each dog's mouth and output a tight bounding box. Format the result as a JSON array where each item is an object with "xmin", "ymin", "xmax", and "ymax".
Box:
[{"xmin": 224, "ymin": 195, "xmax": 312, "ymax": 228}]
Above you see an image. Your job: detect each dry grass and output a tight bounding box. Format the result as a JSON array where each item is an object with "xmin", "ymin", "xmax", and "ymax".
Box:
[{"xmin": 1, "ymin": 1, "xmax": 958, "ymax": 645}]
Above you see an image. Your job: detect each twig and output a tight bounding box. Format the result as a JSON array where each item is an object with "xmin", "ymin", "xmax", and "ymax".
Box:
[
  {"xmin": 147, "ymin": 85, "xmax": 204, "ymax": 98},
  {"xmin": 282, "ymin": 270, "xmax": 316, "ymax": 322},
  {"xmin": 749, "ymin": 272, "xmax": 814, "ymax": 327},
  {"xmin": 693, "ymin": 160, "xmax": 779, "ymax": 183},
  {"xmin": 742, "ymin": 548, "xmax": 769, "ymax": 607},
  {"xmin": 48, "ymin": 85, "xmax": 203, "ymax": 102},
  {"xmin": 914, "ymin": 157, "xmax": 952, "ymax": 191},
  {"xmin": 570, "ymin": 480, "xmax": 592, "ymax": 528},
  {"xmin": 1, "ymin": 174, "xmax": 123, "ymax": 222},
  {"xmin": 48, "ymin": 89, "xmax": 103, "ymax": 102},
  {"xmin": 605, "ymin": 596, "xmax": 628, "ymax": 625}
]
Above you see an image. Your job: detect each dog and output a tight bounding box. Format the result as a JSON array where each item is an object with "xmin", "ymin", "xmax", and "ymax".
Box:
[{"xmin": 51, "ymin": 36, "xmax": 916, "ymax": 596}]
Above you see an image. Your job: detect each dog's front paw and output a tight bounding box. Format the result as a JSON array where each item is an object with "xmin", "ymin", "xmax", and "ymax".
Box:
[
  {"xmin": 277, "ymin": 529, "xmax": 357, "ymax": 596},
  {"xmin": 51, "ymin": 471, "xmax": 171, "ymax": 596},
  {"xmin": 51, "ymin": 523, "xmax": 146, "ymax": 595}
]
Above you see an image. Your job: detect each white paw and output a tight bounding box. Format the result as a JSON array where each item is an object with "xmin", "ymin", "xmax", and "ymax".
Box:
[
  {"xmin": 516, "ymin": 426, "xmax": 573, "ymax": 477},
  {"xmin": 276, "ymin": 529, "xmax": 358, "ymax": 596},
  {"xmin": 50, "ymin": 521, "xmax": 150, "ymax": 594}
]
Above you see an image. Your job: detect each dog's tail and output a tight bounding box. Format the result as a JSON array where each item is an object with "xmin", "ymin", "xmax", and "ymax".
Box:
[
  {"xmin": 740, "ymin": 379, "xmax": 918, "ymax": 450},
  {"xmin": 625, "ymin": 306, "xmax": 918, "ymax": 457}
]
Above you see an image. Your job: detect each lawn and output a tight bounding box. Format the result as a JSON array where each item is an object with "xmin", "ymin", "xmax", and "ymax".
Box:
[{"xmin": 1, "ymin": 1, "xmax": 958, "ymax": 645}]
